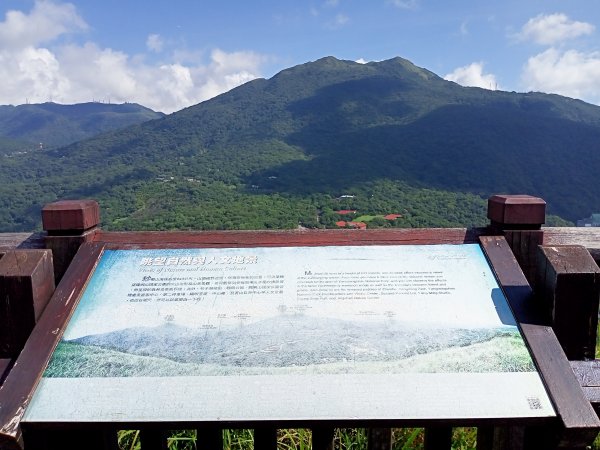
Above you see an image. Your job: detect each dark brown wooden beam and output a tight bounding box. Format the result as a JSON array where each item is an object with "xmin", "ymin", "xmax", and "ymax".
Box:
[
  {"xmin": 504, "ymin": 229, "xmax": 544, "ymax": 287},
  {"xmin": 312, "ymin": 426, "xmax": 334, "ymax": 450},
  {"xmin": 536, "ymin": 245, "xmax": 600, "ymax": 360},
  {"xmin": 367, "ymin": 427, "xmax": 392, "ymax": 450},
  {"xmin": 477, "ymin": 426, "xmax": 526, "ymax": 450},
  {"xmin": 21, "ymin": 428, "xmax": 116, "ymax": 450},
  {"xmin": 0, "ymin": 250, "xmax": 54, "ymax": 358},
  {"xmin": 254, "ymin": 427, "xmax": 277, "ymax": 450},
  {"xmin": 480, "ymin": 236, "xmax": 600, "ymax": 448},
  {"xmin": 139, "ymin": 429, "xmax": 168, "ymax": 450},
  {"xmin": 42, "ymin": 200, "xmax": 100, "ymax": 283},
  {"xmin": 196, "ymin": 427, "xmax": 223, "ymax": 450},
  {"xmin": 0, "ymin": 243, "xmax": 104, "ymax": 449},
  {"xmin": 423, "ymin": 426, "xmax": 452, "ymax": 450},
  {"xmin": 0, "ymin": 359, "xmax": 11, "ymax": 385}
]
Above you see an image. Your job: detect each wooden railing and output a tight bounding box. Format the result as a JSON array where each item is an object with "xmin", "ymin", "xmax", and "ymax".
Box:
[{"xmin": 1, "ymin": 195, "xmax": 600, "ymax": 450}]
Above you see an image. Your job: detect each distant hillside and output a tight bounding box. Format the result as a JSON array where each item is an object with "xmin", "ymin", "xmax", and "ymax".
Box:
[
  {"xmin": 0, "ymin": 102, "xmax": 163, "ymax": 150},
  {"xmin": 1, "ymin": 56, "xmax": 597, "ymax": 231}
]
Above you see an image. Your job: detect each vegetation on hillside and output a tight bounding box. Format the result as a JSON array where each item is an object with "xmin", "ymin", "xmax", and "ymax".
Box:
[
  {"xmin": 0, "ymin": 102, "xmax": 163, "ymax": 151},
  {"xmin": 1, "ymin": 56, "xmax": 594, "ymax": 231}
]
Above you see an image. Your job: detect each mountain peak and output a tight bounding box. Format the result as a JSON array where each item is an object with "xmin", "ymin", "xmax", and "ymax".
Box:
[
  {"xmin": 273, "ymin": 55, "xmax": 443, "ymax": 86},
  {"xmin": 2, "ymin": 54, "xmax": 600, "ymax": 232},
  {"xmin": 371, "ymin": 57, "xmax": 442, "ymax": 81}
]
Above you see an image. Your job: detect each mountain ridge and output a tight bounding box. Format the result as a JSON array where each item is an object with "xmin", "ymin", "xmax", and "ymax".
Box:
[
  {"xmin": 0, "ymin": 101, "xmax": 164, "ymax": 150},
  {"xmin": 1, "ymin": 55, "xmax": 598, "ymax": 231}
]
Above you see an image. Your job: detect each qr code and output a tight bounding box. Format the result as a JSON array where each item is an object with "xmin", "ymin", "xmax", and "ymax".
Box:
[{"xmin": 527, "ymin": 397, "xmax": 542, "ymax": 410}]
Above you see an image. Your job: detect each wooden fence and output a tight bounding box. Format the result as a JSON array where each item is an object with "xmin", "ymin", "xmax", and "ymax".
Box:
[{"xmin": 1, "ymin": 195, "xmax": 600, "ymax": 450}]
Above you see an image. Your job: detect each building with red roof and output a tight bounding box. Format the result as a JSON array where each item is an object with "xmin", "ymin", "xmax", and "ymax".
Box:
[{"xmin": 348, "ymin": 221, "xmax": 367, "ymax": 229}]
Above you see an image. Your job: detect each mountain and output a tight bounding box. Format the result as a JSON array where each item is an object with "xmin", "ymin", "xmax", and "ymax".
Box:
[
  {"xmin": 0, "ymin": 102, "xmax": 164, "ymax": 150},
  {"xmin": 1, "ymin": 56, "xmax": 598, "ymax": 232}
]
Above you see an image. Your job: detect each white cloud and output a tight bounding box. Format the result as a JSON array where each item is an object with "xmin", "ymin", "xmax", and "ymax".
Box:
[
  {"xmin": 0, "ymin": 0, "xmax": 87, "ymax": 49},
  {"xmin": 324, "ymin": 0, "xmax": 339, "ymax": 7},
  {"xmin": 52, "ymin": 44, "xmax": 266, "ymax": 113},
  {"xmin": 522, "ymin": 48, "xmax": 600, "ymax": 103},
  {"xmin": 387, "ymin": 0, "xmax": 419, "ymax": 10},
  {"xmin": 146, "ymin": 34, "xmax": 164, "ymax": 53},
  {"xmin": 0, "ymin": 46, "xmax": 69, "ymax": 102},
  {"xmin": 334, "ymin": 13, "xmax": 349, "ymax": 26},
  {"xmin": 0, "ymin": 1, "xmax": 269, "ymax": 113},
  {"xmin": 518, "ymin": 13, "xmax": 594, "ymax": 45},
  {"xmin": 326, "ymin": 13, "xmax": 350, "ymax": 29},
  {"xmin": 356, "ymin": 58, "xmax": 368, "ymax": 64},
  {"xmin": 444, "ymin": 62, "xmax": 499, "ymax": 90}
]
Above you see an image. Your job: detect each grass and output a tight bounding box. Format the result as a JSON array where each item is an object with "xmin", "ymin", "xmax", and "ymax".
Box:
[
  {"xmin": 83, "ymin": 319, "xmax": 600, "ymax": 449},
  {"xmin": 353, "ymin": 215, "xmax": 380, "ymax": 222},
  {"xmin": 115, "ymin": 427, "xmax": 480, "ymax": 449}
]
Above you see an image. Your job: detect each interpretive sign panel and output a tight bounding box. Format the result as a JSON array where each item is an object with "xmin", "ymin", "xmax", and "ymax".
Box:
[{"xmin": 24, "ymin": 244, "xmax": 554, "ymax": 423}]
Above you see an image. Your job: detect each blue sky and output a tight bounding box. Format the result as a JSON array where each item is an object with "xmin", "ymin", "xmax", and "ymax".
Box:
[{"xmin": 1, "ymin": 0, "xmax": 599, "ymax": 112}]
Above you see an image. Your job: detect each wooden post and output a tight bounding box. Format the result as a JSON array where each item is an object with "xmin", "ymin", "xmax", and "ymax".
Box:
[
  {"xmin": 21, "ymin": 428, "xmax": 117, "ymax": 450},
  {"xmin": 0, "ymin": 359, "xmax": 11, "ymax": 385},
  {"xmin": 196, "ymin": 427, "xmax": 223, "ymax": 449},
  {"xmin": 42, "ymin": 200, "xmax": 100, "ymax": 284},
  {"xmin": 480, "ymin": 236, "xmax": 600, "ymax": 448},
  {"xmin": 571, "ymin": 360, "xmax": 600, "ymax": 416},
  {"xmin": 312, "ymin": 426, "xmax": 334, "ymax": 450},
  {"xmin": 140, "ymin": 429, "xmax": 168, "ymax": 450},
  {"xmin": 367, "ymin": 427, "xmax": 392, "ymax": 450},
  {"xmin": 423, "ymin": 426, "xmax": 452, "ymax": 450},
  {"xmin": 0, "ymin": 250, "xmax": 54, "ymax": 358},
  {"xmin": 477, "ymin": 426, "xmax": 525, "ymax": 450},
  {"xmin": 536, "ymin": 245, "xmax": 600, "ymax": 360},
  {"xmin": 254, "ymin": 428, "xmax": 277, "ymax": 450},
  {"xmin": 487, "ymin": 195, "xmax": 546, "ymax": 287},
  {"xmin": 0, "ymin": 243, "xmax": 104, "ymax": 450}
]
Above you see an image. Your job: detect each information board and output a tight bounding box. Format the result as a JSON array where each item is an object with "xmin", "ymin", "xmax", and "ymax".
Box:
[{"xmin": 23, "ymin": 244, "xmax": 555, "ymax": 423}]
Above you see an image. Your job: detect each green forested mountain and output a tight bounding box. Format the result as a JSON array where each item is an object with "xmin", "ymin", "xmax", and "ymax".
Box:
[
  {"xmin": 1, "ymin": 56, "xmax": 597, "ymax": 232},
  {"xmin": 0, "ymin": 102, "xmax": 163, "ymax": 151}
]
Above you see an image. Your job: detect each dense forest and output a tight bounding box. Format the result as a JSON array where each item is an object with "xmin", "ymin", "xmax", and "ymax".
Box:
[{"xmin": 1, "ymin": 56, "xmax": 596, "ymax": 232}]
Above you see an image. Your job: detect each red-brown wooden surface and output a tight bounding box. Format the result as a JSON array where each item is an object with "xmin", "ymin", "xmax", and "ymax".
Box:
[
  {"xmin": 0, "ymin": 243, "xmax": 104, "ymax": 449},
  {"xmin": 487, "ymin": 195, "xmax": 546, "ymax": 229},
  {"xmin": 480, "ymin": 236, "xmax": 600, "ymax": 447},
  {"xmin": 536, "ymin": 245, "xmax": 600, "ymax": 360},
  {"xmin": 0, "ymin": 250, "xmax": 55, "ymax": 358},
  {"xmin": 42, "ymin": 200, "xmax": 100, "ymax": 233},
  {"xmin": 94, "ymin": 227, "xmax": 486, "ymax": 248},
  {"xmin": 2, "ymin": 229, "xmax": 595, "ymax": 449}
]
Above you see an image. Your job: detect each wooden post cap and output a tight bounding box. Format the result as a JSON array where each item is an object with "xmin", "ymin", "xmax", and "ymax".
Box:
[
  {"xmin": 539, "ymin": 245, "xmax": 600, "ymax": 275},
  {"xmin": 487, "ymin": 194, "xmax": 546, "ymax": 228},
  {"xmin": 537, "ymin": 245, "xmax": 600, "ymax": 360},
  {"xmin": 42, "ymin": 200, "xmax": 100, "ymax": 232}
]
